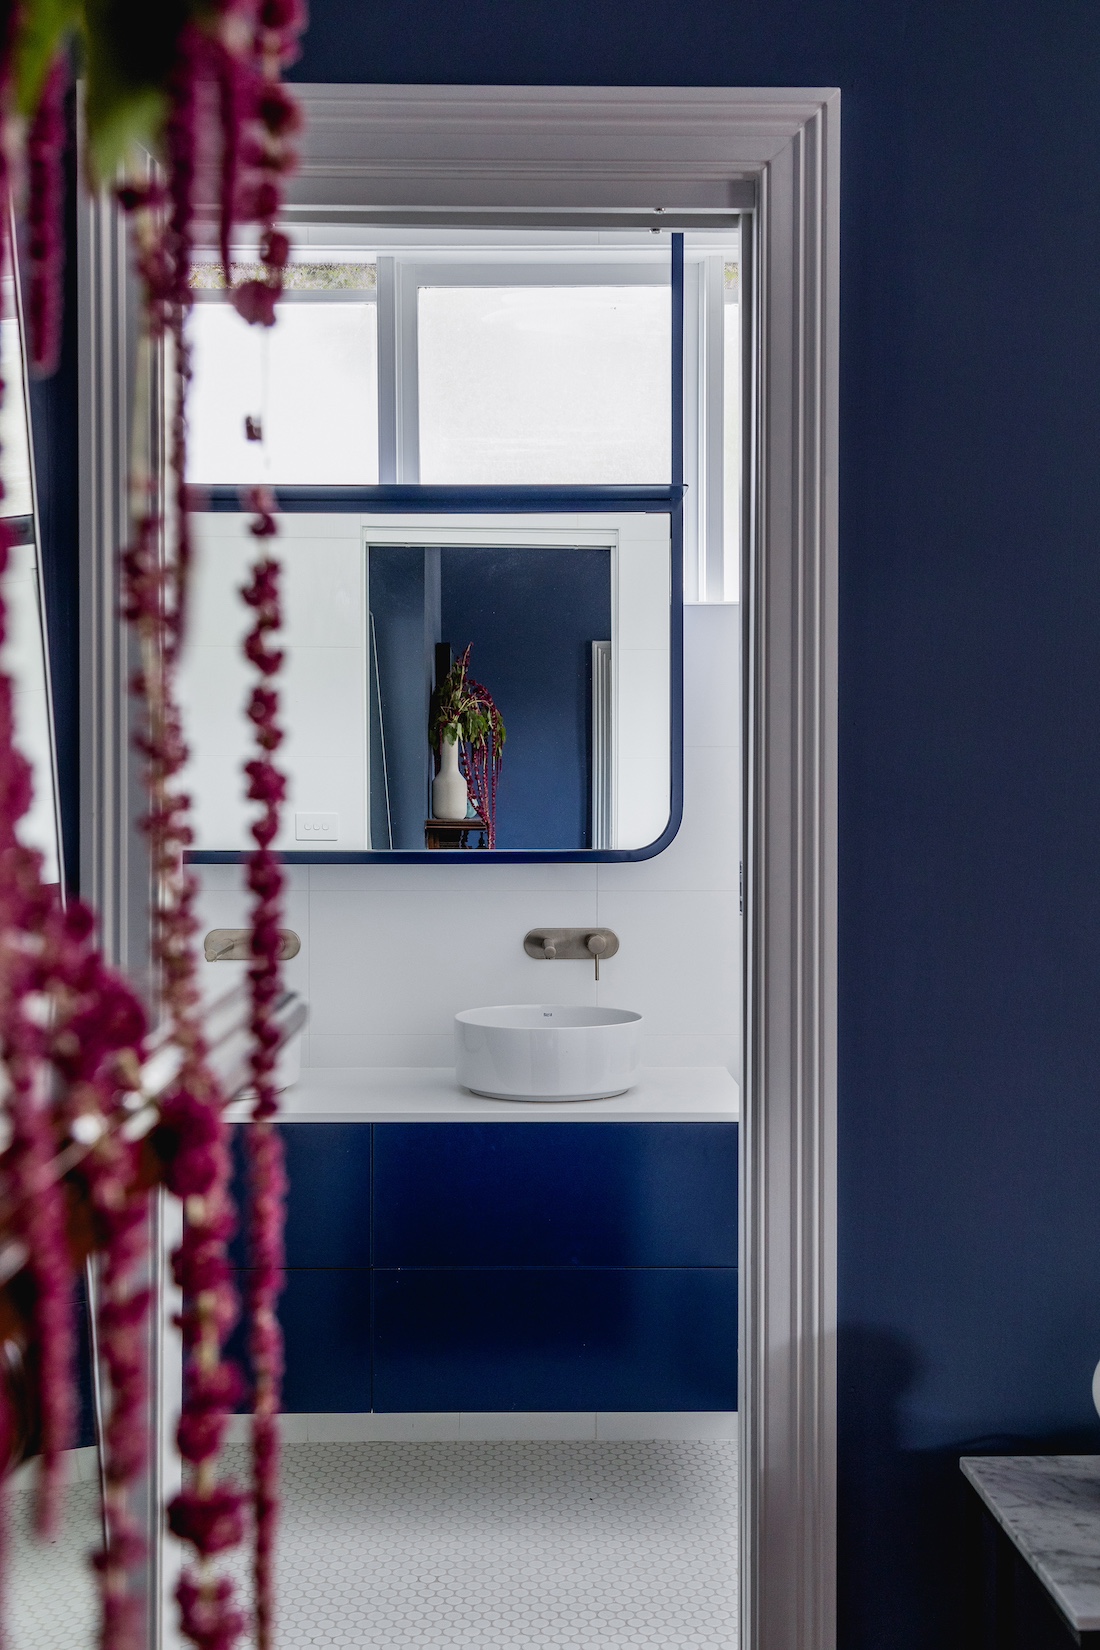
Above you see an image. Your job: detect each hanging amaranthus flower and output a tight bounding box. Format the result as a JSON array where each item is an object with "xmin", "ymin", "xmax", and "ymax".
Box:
[
  {"xmin": 0, "ymin": 262, "xmax": 156, "ymax": 1646},
  {"xmin": 240, "ymin": 520, "xmax": 288, "ymax": 1650},
  {"xmin": 430, "ymin": 646, "xmax": 507, "ymax": 848},
  {"xmin": 24, "ymin": 54, "xmax": 67, "ymax": 377},
  {"xmin": 0, "ymin": 4, "xmax": 305, "ymax": 1649}
]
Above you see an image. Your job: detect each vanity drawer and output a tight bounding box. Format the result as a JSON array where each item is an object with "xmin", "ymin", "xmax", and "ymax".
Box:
[
  {"xmin": 372, "ymin": 1267, "xmax": 738, "ymax": 1412},
  {"xmin": 228, "ymin": 1269, "xmax": 372, "ymax": 1413},
  {"xmin": 230, "ymin": 1124, "xmax": 372, "ymax": 1269},
  {"xmin": 372, "ymin": 1122, "xmax": 738, "ymax": 1268}
]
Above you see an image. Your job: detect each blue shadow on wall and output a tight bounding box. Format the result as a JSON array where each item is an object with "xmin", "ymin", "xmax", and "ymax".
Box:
[
  {"xmin": 367, "ymin": 541, "xmax": 612, "ymax": 852},
  {"xmin": 440, "ymin": 544, "xmax": 611, "ymax": 850}
]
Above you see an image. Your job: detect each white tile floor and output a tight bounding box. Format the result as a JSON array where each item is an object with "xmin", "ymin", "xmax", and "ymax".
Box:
[
  {"xmin": 222, "ymin": 1440, "xmax": 739, "ymax": 1649},
  {"xmin": 7, "ymin": 1438, "xmax": 739, "ymax": 1649},
  {"xmin": 7, "ymin": 1469, "xmax": 99, "ymax": 1650}
]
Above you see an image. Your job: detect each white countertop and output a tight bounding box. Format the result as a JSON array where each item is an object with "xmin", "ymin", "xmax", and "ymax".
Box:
[{"xmin": 230, "ymin": 1066, "xmax": 739, "ymax": 1124}]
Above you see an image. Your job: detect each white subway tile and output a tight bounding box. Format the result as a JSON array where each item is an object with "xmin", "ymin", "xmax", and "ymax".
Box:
[
  {"xmin": 308, "ymin": 1032, "xmax": 453, "ymax": 1068},
  {"xmin": 308, "ymin": 888, "xmax": 598, "ymax": 1038},
  {"xmin": 594, "ymin": 891, "xmax": 740, "ymax": 1037},
  {"xmin": 640, "ymin": 1033, "xmax": 741, "ymax": 1073},
  {"xmin": 191, "ymin": 877, "xmax": 310, "ymax": 1019},
  {"xmin": 281, "ymin": 538, "xmax": 363, "ymax": 650},
  {"xmin": 307, "ymin": 862, "xmax": 598, "ymax": 894},
  {"xmin": 192, "ymin": 864, "xmax": 244, "ymax": 894},
  {"xmin": 598, "ymin": 745, "xmax": 739, "ymax": 893},
  {"xmin": 683, "ymin": 603, "xmax": 739, "ymax": 749},
  {"xmin": 282, "ymin": 646, "xmax": 365, "ymax": 763}
]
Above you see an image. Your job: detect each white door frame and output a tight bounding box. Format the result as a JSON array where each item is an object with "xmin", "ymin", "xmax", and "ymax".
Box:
[
  {"xmin": 78, "ymin": 83, "xmax": 840, "ymax": 1650},
  {"xmin": 291, "ymin": 83, "xmax": 841, "ymax": 1650}
]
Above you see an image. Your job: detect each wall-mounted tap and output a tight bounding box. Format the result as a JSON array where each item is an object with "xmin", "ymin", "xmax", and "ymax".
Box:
[
  {"xmin": 523, "ymin": 927, "xmax": 619, "ymax": 980},
  {"xmin": 204, "ymin": 928, "xmax": 302, "ymax": 962}
]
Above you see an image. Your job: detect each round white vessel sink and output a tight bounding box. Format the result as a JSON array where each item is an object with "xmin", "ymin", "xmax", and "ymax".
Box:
[{"xmin": 455, "ymin": 1004, "xmax": 643, "ymax": 1101}]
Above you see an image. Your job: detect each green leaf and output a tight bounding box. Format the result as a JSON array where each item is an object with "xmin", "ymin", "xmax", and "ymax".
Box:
[
  {"xmin": 80, "ymin": 0, "xmax": 208, "ymax": 181},
  {"xmin": 13, "ymin": 0, "xmax": 83, "ymax": 118},
  {"xmin": 82, "ymin": 71, "xmax": 167, "ymax": 181}
]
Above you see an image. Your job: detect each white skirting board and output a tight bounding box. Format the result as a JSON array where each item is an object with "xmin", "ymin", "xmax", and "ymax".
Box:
[
  {"xmin": 7, "ymin": 1418, "xmax": 738, "ymax": 1497},
  {"xmin": 223, "ymin": 1412, "xmax": 738, "ymax": 1444},
  {"xmin": 9, "ymin": 1445, "xmax": 100, "ymax": 1489}
]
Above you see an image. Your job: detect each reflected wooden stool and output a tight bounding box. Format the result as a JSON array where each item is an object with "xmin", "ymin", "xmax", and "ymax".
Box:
[{"xmin": 424, "ymin": 817, "xmax": 488, "ymax": 850}]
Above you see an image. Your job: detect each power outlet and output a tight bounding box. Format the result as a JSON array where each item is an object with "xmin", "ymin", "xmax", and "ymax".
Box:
[{"xmin": 295, "ymin": 811, "xmax": 338, "ymax": 842}]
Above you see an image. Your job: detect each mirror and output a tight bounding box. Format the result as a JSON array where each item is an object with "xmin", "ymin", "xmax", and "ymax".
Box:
[
  {"xmin": 178, "ymin": 225, "xmax": 706, "ymax": 862},
  {"xmin": 0, "ymin": 243, "xmax": 62, "ymax": 885},
  {"xmin": 180, "ymin": 509, "xmax": 675, "ymax": 857}
]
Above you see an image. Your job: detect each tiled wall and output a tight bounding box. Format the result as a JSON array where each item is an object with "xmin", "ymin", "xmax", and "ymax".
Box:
[{"xmin": 194, "ymin": 603, "xmax": 741, "ymax": 1076}]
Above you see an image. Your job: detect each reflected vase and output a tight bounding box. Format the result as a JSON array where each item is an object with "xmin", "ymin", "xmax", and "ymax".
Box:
[{"xmin": 433, "ymin": 737, "xmax": 470, "ymax": 820}]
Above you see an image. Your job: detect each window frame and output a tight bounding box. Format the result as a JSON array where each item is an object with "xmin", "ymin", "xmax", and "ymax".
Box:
[
  {"xmin": 189, "ymin": 241, "xmax": 738, "ymax": 600},
  {"xmin": 384, "ymin": 256, "xmax": 673, "ymax": 486}
]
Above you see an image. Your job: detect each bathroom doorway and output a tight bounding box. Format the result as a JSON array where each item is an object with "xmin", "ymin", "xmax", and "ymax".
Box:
[
  {"xmin": 176, "ymin": 214, "xmax": 744, "ymax": 1646},
  {"xmin": 68, "ymin": 86, "xmax": 838, "ymax": 1650}
]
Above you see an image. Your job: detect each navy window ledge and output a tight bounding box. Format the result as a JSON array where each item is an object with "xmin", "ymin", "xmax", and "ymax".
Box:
[
  {"xmin": 186, "ymin": 482, "xmax": 685, "ymax": 867},
  {"xmin": 199, "ymin": 483, "xmax": 685, "ymax": 515}
]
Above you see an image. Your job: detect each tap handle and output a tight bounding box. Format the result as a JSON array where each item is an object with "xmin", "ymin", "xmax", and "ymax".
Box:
[{"xmin": 585, "ymin": 932, "xmax": 609, "ymax": 981}]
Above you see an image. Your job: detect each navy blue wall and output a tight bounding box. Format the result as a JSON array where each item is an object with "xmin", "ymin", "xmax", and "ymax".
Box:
[
  {"xmin": 287, "ymin": 5, "xmax": 1100, "ymax": 1646},
  {"xmin": 441, "ymin": 546, "xmax": 610, "ymax": 849}
]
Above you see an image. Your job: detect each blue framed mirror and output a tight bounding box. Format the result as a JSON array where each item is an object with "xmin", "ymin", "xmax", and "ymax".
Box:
[{"xmin": 180, "ymin": 231, "xmax": 710, "ymax": 862}]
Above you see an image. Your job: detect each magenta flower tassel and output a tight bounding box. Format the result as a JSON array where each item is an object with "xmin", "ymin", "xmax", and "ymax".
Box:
[
  {"xmin": 0, "ymin": 8, "xmax": 305, "ymax": 1650},
  {"xmin": 0, "ymin": 215, "xmax": 152, "ymax": 1639},
  {"xmin": 0, "ymin": 526, "xmax": 74, "ymax": 1537},
  {"xmin": 25, "ymin": 54, "xmax": 68, "ymax": 377},
  {"xmin": 123, "ymin": 502, "xmax": 247, "ymax": 1650},
  {"xmin": 240, "ymin": 518, "xmax": 288, "ymax": 1650}
]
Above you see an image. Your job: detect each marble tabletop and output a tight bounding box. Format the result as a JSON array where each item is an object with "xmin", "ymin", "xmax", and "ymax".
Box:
[{"xmin": 961, "ymin": 1455, "xmax": 1100, "ymax": 1633}]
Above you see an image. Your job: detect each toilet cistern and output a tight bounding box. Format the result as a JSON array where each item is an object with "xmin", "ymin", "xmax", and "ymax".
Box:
[{"xmin": 523, "ymin": 927, "xmax": 619, "ymax": 980}]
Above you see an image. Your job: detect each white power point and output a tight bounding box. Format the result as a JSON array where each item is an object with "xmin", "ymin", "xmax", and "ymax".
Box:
[{"xmin": 295, "ymin": 812, "xmax": 338, "ymax": 842}]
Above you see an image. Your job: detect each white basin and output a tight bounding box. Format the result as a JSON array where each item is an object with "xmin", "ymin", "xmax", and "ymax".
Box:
[{"xmin": 455, "ymin": 1004, "xmax": 643, "ymax": 1101}]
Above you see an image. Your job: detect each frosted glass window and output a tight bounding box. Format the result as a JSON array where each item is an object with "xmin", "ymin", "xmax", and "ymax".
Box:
[
  {"xmin": 417, "ymin": 286, "xmax": 670, "ymax": 484},
  {"xmin": 2, "ymin": 542, "xmax": 58, "ymax": 881},
  {"xmin": 0, "ymin": 308, "xmax": 32, "ymax": 518},
  {"xmin": 188, "ymin": 302, "xmax": 378, "ymax": 484}
]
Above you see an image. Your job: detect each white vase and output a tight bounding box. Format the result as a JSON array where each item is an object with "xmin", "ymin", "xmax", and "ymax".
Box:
[{"xmin": 433, "ymin": 736, "xmax": 470, "ymax": 820}]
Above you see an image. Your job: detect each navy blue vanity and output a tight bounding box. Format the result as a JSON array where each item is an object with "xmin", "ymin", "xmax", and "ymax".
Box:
[{"xmin": 228, "ymin": 1076, "xmax": 739, "ymax": 1414}]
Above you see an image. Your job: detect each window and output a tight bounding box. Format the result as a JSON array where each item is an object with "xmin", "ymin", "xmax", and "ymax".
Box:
[
  {"xmin": 413, "ymin": 275, "xmax": 669, "ymax": 483},
  {"xmin": 187, "ymin": 228, "xmax": 740, "ymax": 600},
  {"xmin": 0, "ymin": 265, "xmax": 59, "ymax": 881},
  {"xmin": 189, "ymin": 262, "xmax": 378, "ymax": 485}
]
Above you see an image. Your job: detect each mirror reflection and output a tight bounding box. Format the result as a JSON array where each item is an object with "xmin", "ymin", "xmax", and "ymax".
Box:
[
  {"xmin": 0, "ymin": 252, "xmax": 61, "ymax": 884},
  {"xmin": 181, "ymin": 511, "xmax": 672, "ymax": 856},
  {"xmin": 187, "ymin": 239, "xmax": 672, "ymax": 488}
]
